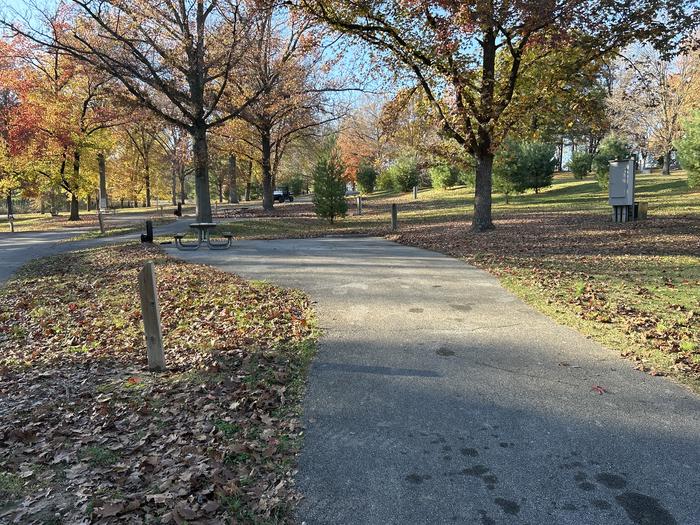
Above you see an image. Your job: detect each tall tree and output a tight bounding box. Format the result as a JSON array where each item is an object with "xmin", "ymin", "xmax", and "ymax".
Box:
[
  {"xmin": 608, "ymin": 45, "xmax": 700, "ymax": 174},
  {"xmin": 296, "ymin": 0, "xmax": 698, "ymax": 230},
  {"xmin": 0, "ymin": 38, "xmax": 33, "ymax": 215},
  {"xmin": 234, "ymin": 4, "xmax": 337, "ymax": 211},
  {"xmin": 17, "ymin": 37, "xmax": 121, "ymax": 220},
  {"xmin": 155, "ymin": 125, "xmax": 191, "ymax": 205},
  {"xmin": 337, "ymin": 99, "xmax": 389, "ymax": 180},
  {"xmin": 3, "ymin": 0, "xmax": 269, "ymax": 222},
  {"xmin": 125, "ymin": 116, "xmax": 160, "ymax": 207}
]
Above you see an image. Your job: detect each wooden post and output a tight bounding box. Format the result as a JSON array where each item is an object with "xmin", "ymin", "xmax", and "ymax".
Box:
[
  {"xmin": 356, "ymin": 196, "xmax": 363, "ymax": 216},
  {"xmin": 413, "ymin": 186, "xmax": 418, "ymax": 199},
  {"xmin": 138, "ymin": 262, "xmax": 166, "ymax": 371},
  {"xmin": 391, "ymin": 203, "xmax": 398, "ymax": 231}
]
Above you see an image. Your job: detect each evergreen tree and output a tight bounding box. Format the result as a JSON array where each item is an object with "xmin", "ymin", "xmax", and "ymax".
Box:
[
  {"xmin": 429, "ymin": 164, "xmax": 459, "ymax": 189},
  {"xmin": 312, "ymin": 145, "xmax": 348, "ymax": 223},
  {"xmin": 677, "ymin": 111, "xmax": 700, "ymax": 189},
  {"xmin": 356, "ymin": 162, "xmax": 378, "ymax": 194},
  {"xmin": 386, "ymin": 155, "xmax": 420, "ymax": 192},
  {"xmin": 520, "ymin": 142, "xmax": 556, "ymax": 193},
  {"xmin": 493, "ymin": 140, "xmax": 526, "ymax": 204},
  {"xmin": 569, "ymin": 152, "xmax": 594, "ymax": 179}
]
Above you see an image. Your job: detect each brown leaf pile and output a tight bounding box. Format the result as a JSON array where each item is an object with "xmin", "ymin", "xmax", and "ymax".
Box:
[
  {"xmin": 217, "ymin": 203, "xmax": 318, "ymax": 219},
  {"xmin": 0, "ymin": 244, "xmax": 315, "ymax": 524}
]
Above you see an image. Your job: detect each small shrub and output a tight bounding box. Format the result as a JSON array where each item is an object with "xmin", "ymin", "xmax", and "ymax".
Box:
[
  {"xmin": 592, "ymin": 135, "xmax": 631, "ymax": 190},
  {"xmin": 429, "ymin": 164, "xmax": 459, "ymax": 189},
  {"xmin": 569, "ymin": 151, "xmax": 594, "ymax": 179},
  {"xmin": 356, "ymin": 163, "xmax": 378, "ymax": 194},
  {"xmin": 493, "ymin": 140, "xmax": 525, "ymax": 203},
  {"xmin": 376, "ymin": 169, "xmax": 396, "ymax": 191},
  {"xmin": 457, "ymin": 168, "xmax": 475, "ymax": 187},
  {"xmin": 312, "ymin": 145, "xmax": 348, "ymax": 223},
  {"xmin": 386, "ymin": 156, "xmax": 420, "ymax": 192},
  {"xmin": 520, "ymin": 141, "xmax": 556, "ymax": 193},
  {"xmin": 676, "ymin": 111, "xmax": 700, "ymax": 189},
  {"xmin": 689, "ymin": 170, "xmax": 700, "ymax": 189}
]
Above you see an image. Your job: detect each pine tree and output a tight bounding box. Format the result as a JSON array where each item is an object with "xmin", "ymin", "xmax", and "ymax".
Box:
[{"xmin": 312, "ymin": 146, "xmax": 348, "ymax": 223}]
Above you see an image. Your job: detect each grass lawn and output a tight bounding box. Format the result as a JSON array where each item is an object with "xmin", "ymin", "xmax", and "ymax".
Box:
[
  {"xmin": 0, "ymin": 244, "xmax": 316, "ymax": 523},
  {"xmin": 1, "ymin": 210, "xmax": 179, "ymax": 235},
  {"xmin": 212, "ymin": 171, "xmax": 700, "ymax": 390}
]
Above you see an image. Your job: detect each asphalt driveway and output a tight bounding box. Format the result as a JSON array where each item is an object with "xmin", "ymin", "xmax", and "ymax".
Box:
[{"xmin": 168, "ymin": 237, "xmax": 700, "ymax": 525}]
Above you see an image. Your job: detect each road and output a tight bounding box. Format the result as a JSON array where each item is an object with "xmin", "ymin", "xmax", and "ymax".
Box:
[
  {"xmin": 167, "ymin": 237, "xmax": 700, "ymax": 525},
  {"xmin": 0, "ymin": 219, "xmax": 186, "ymax": 283}
]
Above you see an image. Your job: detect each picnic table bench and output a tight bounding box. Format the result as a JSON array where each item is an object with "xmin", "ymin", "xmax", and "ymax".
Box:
[{"xmin": 174, "ymin": 223, "xmax": 234, "ymax": 250}]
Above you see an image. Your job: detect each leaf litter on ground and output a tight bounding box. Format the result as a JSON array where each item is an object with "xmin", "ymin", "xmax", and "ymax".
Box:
[{"xmin": 0, "ymin": 243, "xmax": 316, "ymax": 524}]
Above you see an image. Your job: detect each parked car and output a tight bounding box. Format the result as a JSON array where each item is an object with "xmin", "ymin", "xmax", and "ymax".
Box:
[{"xmin": 273, "ymin": 187, "xmax": 294, "ymax": 203}]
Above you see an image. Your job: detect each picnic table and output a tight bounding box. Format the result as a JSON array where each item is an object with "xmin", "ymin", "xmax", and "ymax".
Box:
[
  {"xmin": 174, "ymin": 223, "xmax": 233, "ymax": 250},
  {"xmin": 190, "ymin": 223, "xmax": 218, "ymax": 241}
]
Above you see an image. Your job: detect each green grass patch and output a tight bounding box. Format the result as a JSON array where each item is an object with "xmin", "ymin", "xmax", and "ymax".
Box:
[
  {"xmin": 0, "ymin": 472, "xmax": 24, "ymax": 503},
  {"xmin": 81, "ymin": 446, "xmax": 120, "ymax": 467}
]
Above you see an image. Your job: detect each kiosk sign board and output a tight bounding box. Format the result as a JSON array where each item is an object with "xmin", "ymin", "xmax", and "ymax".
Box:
[
  {"xmin": 608, "ymin": 159, "xmax": 635, "ymax": 206},
  {"xmin": 608, "ymin": 159, "xmax": 636, "ymax": 222}
]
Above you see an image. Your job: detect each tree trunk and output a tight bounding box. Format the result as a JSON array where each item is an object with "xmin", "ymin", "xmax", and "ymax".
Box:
[
  {"xmin": 261, "ymin": 132, "xmax": 274, "ymax": 211},
  {"xmin": 472, "ymin": 152, "xmax": 494, "ymax": 231},
  {"xmin": 179, "ymin": 167, "xmax": 187, "ymax": 204},
  {"xmin": 228, "ymin": 154, "xmax": 239, "ymax": 203},
  {"xmin": 244, "ymin": 159, "xmax": 252, "ymax": 201},
  {"xmin": 471, "ymin": 27, "xmax": 496, "ymax": 232},
  {"xmin": 98, "ymin": 152, "xmax": 108, "ymax": 209},
  {"xmin": 662, "ymin": 151, "xmax": 671, "ymax": 175},
  {"xmin": 6, "ymin": 191, "xmax": 12, "ymax": 218},
  {"xmin": 69, "ymin": 193, "xmax": 80, "ymax": 221},
  {"xmin": 192, "ymin": 125, "xmax": 212, "ymax": 222},
  {"xmin": 557, "ymin": 139, "xmax": 564, "ymax": 172},
  {"xmin": 171, "ymin": 167, "xmax": 177, "ymax": 205},
  {"xmin": 69, "ymin": 150, "xmax": 81, "ymax": 221}
]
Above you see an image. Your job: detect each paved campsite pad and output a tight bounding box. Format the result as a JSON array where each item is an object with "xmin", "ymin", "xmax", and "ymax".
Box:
[
  {"xmin": 170, "ymin": 236, "xmax": 700, "ymax": 524},
  {"xmin": 0, "ymin": 220, "xmax": 188, "ymax": 284},
  {"xmin": 0, "ymin": 231, "xmax": 79, "ymax": 282}
]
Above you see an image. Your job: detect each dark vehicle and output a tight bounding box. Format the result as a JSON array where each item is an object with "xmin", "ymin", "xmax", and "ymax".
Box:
[{"xmin": 273, "ymin": 187, "xmax": 294, "ymax": 203}]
